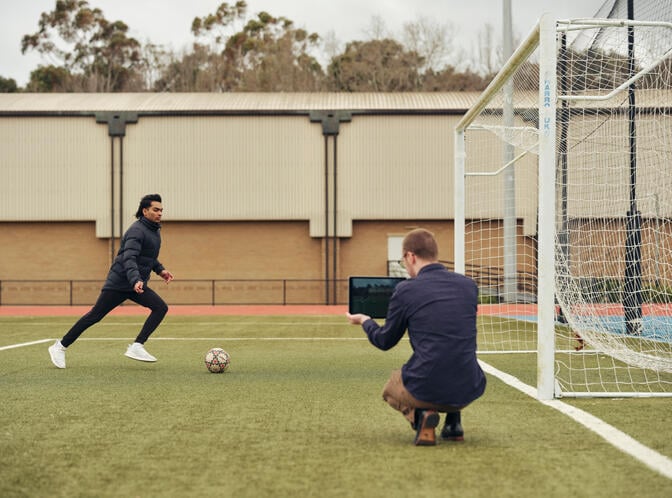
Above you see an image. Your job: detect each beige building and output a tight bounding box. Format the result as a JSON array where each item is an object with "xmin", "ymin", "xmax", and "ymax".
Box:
[{"xmin": 0, "ymin": 92, "xmax": 513, "ymax": 305}]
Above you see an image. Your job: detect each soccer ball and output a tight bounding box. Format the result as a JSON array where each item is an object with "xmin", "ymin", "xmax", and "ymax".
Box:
[{"xmin": 204, "ymin": 348, "xmax": 230, "ymax": 373}]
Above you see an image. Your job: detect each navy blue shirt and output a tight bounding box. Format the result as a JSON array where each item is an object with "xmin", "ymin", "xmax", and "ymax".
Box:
[{"xmin": 362, "ymin": 263, "xmax": 486, "ymax": 406}]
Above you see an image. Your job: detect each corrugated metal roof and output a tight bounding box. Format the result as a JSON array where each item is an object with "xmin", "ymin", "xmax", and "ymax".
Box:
[{"xmin": 0, "ymin": 92, "xmax": 481, "ymax": 113}]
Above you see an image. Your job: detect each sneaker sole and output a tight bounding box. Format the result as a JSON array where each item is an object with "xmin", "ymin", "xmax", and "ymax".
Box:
[
  {"xmin": 124, "ymin": 352, "xmax": 157, "ymax": 362},
  {"xmin": 48, "ymin": 347, "xmax": 66, "ymax": 369}
]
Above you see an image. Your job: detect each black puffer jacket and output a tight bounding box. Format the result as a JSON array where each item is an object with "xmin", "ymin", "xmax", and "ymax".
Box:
[{"xmin": 103, "ymin": 217, "xmax": 165, "ymax": 291}]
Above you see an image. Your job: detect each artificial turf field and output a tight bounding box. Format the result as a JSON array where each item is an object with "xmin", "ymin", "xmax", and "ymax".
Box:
[{"xmin": 1, "ymin": 313, "xmax": 671, "ymax": 497}]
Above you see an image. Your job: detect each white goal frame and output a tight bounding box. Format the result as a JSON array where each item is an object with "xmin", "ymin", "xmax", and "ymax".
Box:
[{"xmin": 454, "ymin": 13, "xmax": 672, "ymax": 400}]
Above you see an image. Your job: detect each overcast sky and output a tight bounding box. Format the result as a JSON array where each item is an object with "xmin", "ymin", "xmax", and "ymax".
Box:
[{"xmin": 1, "ymin": 0, "xmax": 608, "ymax": 87}]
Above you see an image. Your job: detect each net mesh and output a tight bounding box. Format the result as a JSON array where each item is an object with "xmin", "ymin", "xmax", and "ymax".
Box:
[{"xmin": 461, "ymin": 0, "xmax": 672, "ymax": 395}]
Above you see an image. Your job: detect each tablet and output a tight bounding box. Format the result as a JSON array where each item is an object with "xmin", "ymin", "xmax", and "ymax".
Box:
[{"xmin": 348, "ymin": 276, "xmax": 406, "ymax": 318}]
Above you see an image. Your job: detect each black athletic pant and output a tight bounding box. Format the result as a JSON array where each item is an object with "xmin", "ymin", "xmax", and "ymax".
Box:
[{"xmin": 61, "ymin": 288, "xmax": 169, "ymax": 348}]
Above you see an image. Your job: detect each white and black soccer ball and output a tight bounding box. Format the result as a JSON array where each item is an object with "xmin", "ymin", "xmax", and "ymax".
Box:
[{"xmin": 204, "ymin": 347, "xmax": 230, "ymax": 373}]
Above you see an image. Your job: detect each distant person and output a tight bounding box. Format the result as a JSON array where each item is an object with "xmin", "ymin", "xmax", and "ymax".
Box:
[
  {"xmin": 49, "ymin": 194, "xmax": 174, "ymax": 368},
  {"xmin": 346, "ymin": 228, "xmax": 486, "ymax": 446}
]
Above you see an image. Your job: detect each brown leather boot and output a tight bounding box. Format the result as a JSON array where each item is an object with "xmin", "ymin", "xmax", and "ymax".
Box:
[{"xmin": 413, "ymin": 409, "xmax": 440, "ymax": 446}]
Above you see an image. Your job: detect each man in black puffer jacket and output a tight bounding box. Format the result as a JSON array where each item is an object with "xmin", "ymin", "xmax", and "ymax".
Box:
[{"xmin": 49, "ymin": 194, "xmax": 174, "ymax": 368}]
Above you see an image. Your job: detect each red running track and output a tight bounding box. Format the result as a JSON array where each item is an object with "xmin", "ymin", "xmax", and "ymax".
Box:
[{"xmin": 0, "ymin": 305, "xmax": 349, "ymax": 317}]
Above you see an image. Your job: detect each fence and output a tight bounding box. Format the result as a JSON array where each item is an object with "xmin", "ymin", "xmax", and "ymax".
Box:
[{"xmin": 0, "ymin": 279, "xmax": 351, "ymax": 306}]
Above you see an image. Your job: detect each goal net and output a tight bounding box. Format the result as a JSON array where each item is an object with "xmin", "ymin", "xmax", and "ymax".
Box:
[{"xmin": 455, "ymin": 1, "xmax": 672, "ymax": 398}]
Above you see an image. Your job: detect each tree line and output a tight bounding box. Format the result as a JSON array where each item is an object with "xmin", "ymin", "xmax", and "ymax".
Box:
[{"xmin": 1, "ymin": 0, "xmax": 501, "ymax": 93}]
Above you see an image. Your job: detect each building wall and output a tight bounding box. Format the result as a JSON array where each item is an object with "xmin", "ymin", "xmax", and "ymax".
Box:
[
  {"xmin": 0, "ymin": 219, "xmax": 465, "ymax": 305},
  {"xmin": 339, "ymin": 220, "xmax": 456, "ymax": 277},
  {"xmin": 123, "ymin": 115, "xmax": 325, "ymax": 228},
  {"xmin": 0, "ymin": 117, "xmax": 110, "ymax": 223},
  {"xmin": 338, "ymin": 115, "xmax": 456, "ymax": 229},
  {"xmin": 0, "ymin": 219, "xmax": 463, "ymax": 279},
  {"xmin": 0, "ymin": 222, "xmax": 109, "ymax": 279},
  {"xmin": 0, "ymin": 93, "xmax": 543, "ymax": 304},
  {"xmin": 0, "ymin": 112, "xmax": 466, "ymax": 236}
]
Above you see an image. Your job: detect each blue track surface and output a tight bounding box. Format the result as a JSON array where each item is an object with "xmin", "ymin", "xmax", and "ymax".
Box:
[{"xmin": 501, "ymin": 314, "xmax": 672, "ymax": 342}]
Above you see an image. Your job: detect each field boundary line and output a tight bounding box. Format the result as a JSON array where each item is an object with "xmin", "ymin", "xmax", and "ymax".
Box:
[
  {"xmin": 0, "ymin": 338, "xmax": 53, "ymax": 351},
  {"xmin": 58, "ymin": 337, "xmax": 371, "ymax": 341},
  {"xmin": 479, "ymin": 359, "xmax": 672, "ymax": 480},
  {"xmin": 0, "ymin": 337, "xmax": 373, "ymax": 350}
]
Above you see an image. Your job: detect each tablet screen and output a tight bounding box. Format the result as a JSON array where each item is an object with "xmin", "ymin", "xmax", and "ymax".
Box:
[{"xmin": 348, "ymin": 276, "xmax": 406, "ymax": 318}]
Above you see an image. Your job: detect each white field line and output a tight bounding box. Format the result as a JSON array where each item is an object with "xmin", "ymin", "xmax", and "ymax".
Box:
[
  {"xmin": 2, "ymin": 337, "xmax": 670, "ymax": 479},
  {"xmin": 51, "ymin": 337, "xmax": 371, "ymax": 341},
  {"xmin": 478, "ymin": 359, "xmax": 672, "ymax": 480},
  {"xmin": 0, "ymin": 321, "xmax": 341, "ymax": 327},
  {"xmin": 0, "ymin": 338, "xmax": 53, "ymax": 351}
]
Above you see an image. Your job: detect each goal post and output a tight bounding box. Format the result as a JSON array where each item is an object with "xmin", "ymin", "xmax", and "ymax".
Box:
[
  {"xmin": 454, "ymin": 14, "xmax": 556, "ymax": 399},
  {"xmin": 536, "ymin": 13, "xmax": 558, "ymax": 400},
  {"xmin": 455, "ymin": 9, "xmax": 672, "ymax": 398}
]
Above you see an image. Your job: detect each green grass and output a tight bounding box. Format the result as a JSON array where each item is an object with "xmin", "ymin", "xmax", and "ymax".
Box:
[{"xmin": 1, "ymin": 315, "xmax": 671, "ymax": 497}]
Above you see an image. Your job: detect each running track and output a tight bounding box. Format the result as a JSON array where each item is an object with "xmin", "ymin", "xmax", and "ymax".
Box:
[
  {"xmin": 0, "ymin": 303, "xmax": 537, "ymax": 317},
  {"xmin": 0, "ymin": 305, "xmax": 349, "ymax": 317}
]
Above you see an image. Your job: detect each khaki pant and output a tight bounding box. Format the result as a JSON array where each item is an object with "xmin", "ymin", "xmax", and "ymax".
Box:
[{"xmin": 382, "ymin": 369, "xmax": 462, "ymax": 426}]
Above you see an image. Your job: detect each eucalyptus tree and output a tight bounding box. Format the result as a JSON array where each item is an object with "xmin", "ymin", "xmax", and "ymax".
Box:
[{"xmin": 21, "ymin": 0, "xmax": 143, "ymax": 91}]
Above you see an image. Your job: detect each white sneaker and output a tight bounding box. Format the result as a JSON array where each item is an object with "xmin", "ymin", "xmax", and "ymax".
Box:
[
  {"xmin": 124, "ymin": 342, "xmax": 157, "ymax": 362},
  {"xmin": 48, "ymin": 340, "xmax": 66, "ymax": 369}
]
